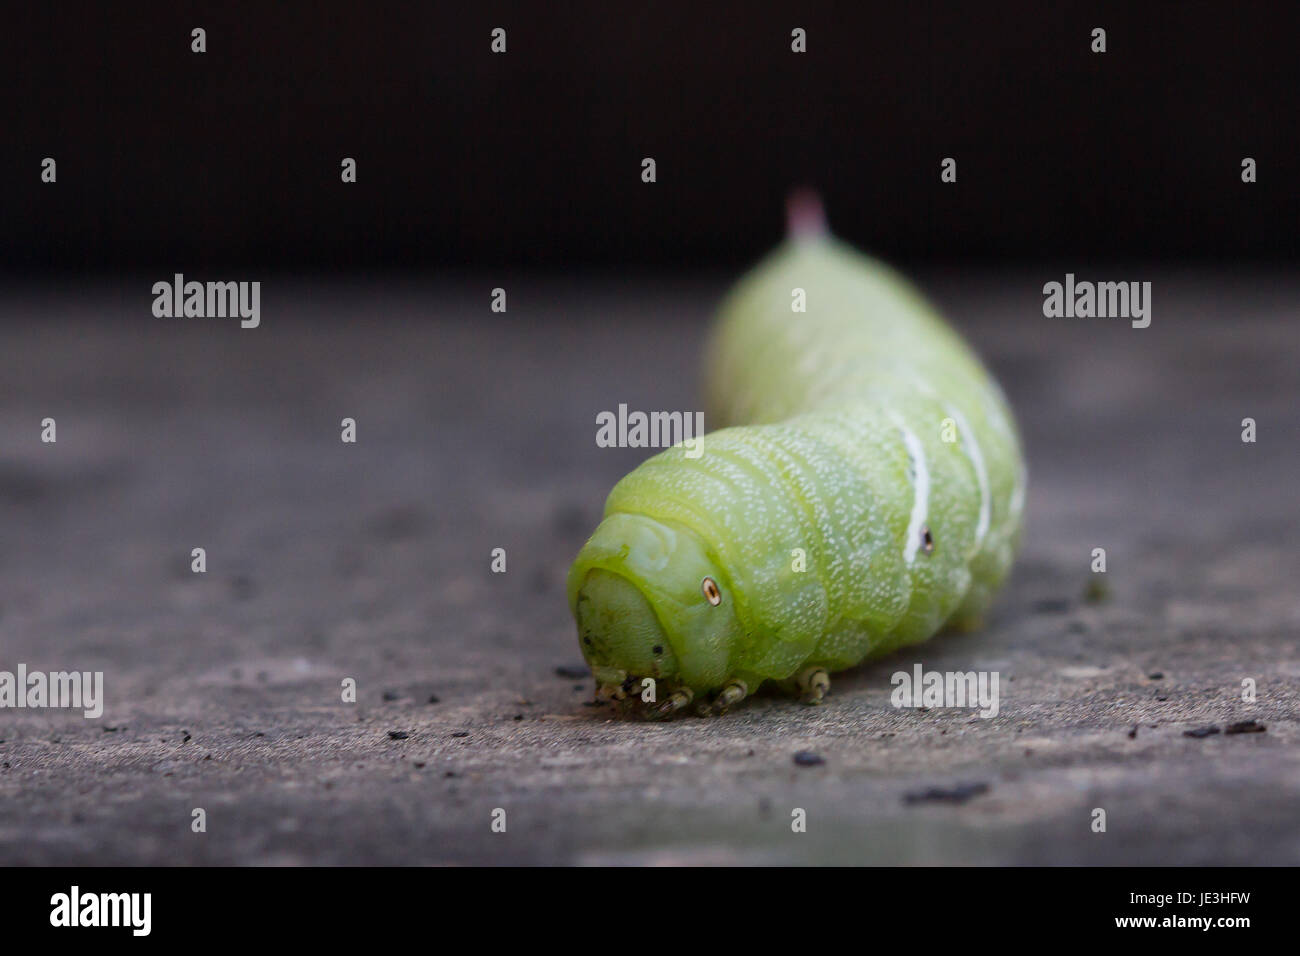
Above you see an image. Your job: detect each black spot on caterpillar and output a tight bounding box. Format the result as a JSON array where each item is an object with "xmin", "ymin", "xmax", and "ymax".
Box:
[{"xmin": 568, "ymin": 194, "xmax": 1026, "ymax": 717}]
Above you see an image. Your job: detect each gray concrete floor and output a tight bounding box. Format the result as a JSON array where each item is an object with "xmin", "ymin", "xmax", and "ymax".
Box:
[{"xmin": 1, "ymin": 272, "xmax": 1297, "ymax": 865}]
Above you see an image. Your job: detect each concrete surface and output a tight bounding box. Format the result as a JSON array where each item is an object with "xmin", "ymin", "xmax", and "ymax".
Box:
[{"xmin": 0, "ymin": 272, "xmax": 1297, "ymax": 865}]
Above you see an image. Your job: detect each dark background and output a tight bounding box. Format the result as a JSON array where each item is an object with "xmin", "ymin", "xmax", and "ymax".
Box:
[{"xmin": 3, "ymin": 1, "xmax": 1297, "ymax": 274}]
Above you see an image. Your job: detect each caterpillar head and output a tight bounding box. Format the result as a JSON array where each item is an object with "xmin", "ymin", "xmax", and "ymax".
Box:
[{"xmin": 567, "ymin": 512, "xmax": 740, "ymax": 707}]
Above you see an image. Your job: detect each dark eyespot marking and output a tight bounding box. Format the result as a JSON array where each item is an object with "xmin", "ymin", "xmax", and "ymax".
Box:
[
  {"xmin": 921, "ymin": 526, "xmax": 935, "ymax": 554},
  {"xmin": 652, "ymin": 645, "xmax": 664, "ymax": 655},
  {"xmin": 701, "ymin": 576, "xmax": 722, "ymax": 606}
]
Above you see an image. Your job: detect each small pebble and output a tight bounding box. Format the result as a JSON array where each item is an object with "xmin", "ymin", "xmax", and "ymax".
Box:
[
  {"xmin": 1183, "ymin": 725, "xmax": 1220, "ymax": 739},
  {"xmin": 792, "ymin": 751, "xmax": 824, "ymax": 767},
  {"xmin": 1082, "ymin": 579, "xmax": 1110, "ymax": 603}
]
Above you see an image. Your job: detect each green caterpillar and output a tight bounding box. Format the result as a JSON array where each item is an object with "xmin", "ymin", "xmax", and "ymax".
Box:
[{"xmin": 567, "ymin": 196, "xmax": 1026, "ymax": 717}]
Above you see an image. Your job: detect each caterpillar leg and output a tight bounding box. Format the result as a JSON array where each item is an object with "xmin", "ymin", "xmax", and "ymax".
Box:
[
  {"xmin": 796, "ymin": 666, "xmax": 830, "ymax": 705},
  {"xmin": 649, "ymin": 687, "xmax": 694, "ymax": 720},
  {"xmin": 594, "ymin": 673, "xmax": 637, "ymax": 704},
  {"xmin": 703, "ymin": 679, "xmax": 750, "ymax": 716}
]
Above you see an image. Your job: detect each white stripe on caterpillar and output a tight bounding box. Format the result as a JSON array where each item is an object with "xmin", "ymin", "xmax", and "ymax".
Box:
[
  {"xmin": 895, "ymin": 420, "xmax": 931, "ymax": 564},
  {"xmin": 947, "ymin": 405, "xmax": 990, "ymax": 548}
]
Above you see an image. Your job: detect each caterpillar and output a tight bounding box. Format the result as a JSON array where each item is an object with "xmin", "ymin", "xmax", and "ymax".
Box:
[{"xmin": 567, "ymin": 194, "xmax": 1026, "ymax": 717}]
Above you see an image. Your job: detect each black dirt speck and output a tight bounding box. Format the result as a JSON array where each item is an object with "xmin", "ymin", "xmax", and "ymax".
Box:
[
  {"xmin": 368, "ymin": 504, "xmax": 429, "ymax": 542},
  {"xmin": 904, "ymin": 781, "xmax": 990, "ymax": 805},
  {"xmin": 1225, "ymin": 720, "xmax": 1266, "ymax": 735},
  {"xmin": 387, "ymin": 730, "xmax": 410, "ymax": 740},
  {"xmin": 1031, "ymin": 598, "xmax": 1071, "ymax": 614},
  {"xmin": 229, "ymin": 574, "xmax": 257, "ymax": 600},
  {"xmin": 1183, "ymin": 725, "xmax": 1220, "ymax": 739},
  {"xmin": 792, "ymin": 751, "xmax": 824, "ymax": 767}
]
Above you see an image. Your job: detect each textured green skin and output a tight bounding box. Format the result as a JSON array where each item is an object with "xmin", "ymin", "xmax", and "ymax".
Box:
[{"xmin": 568, "ymin": 233, "xmax": 1026, "ymax": 700}]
